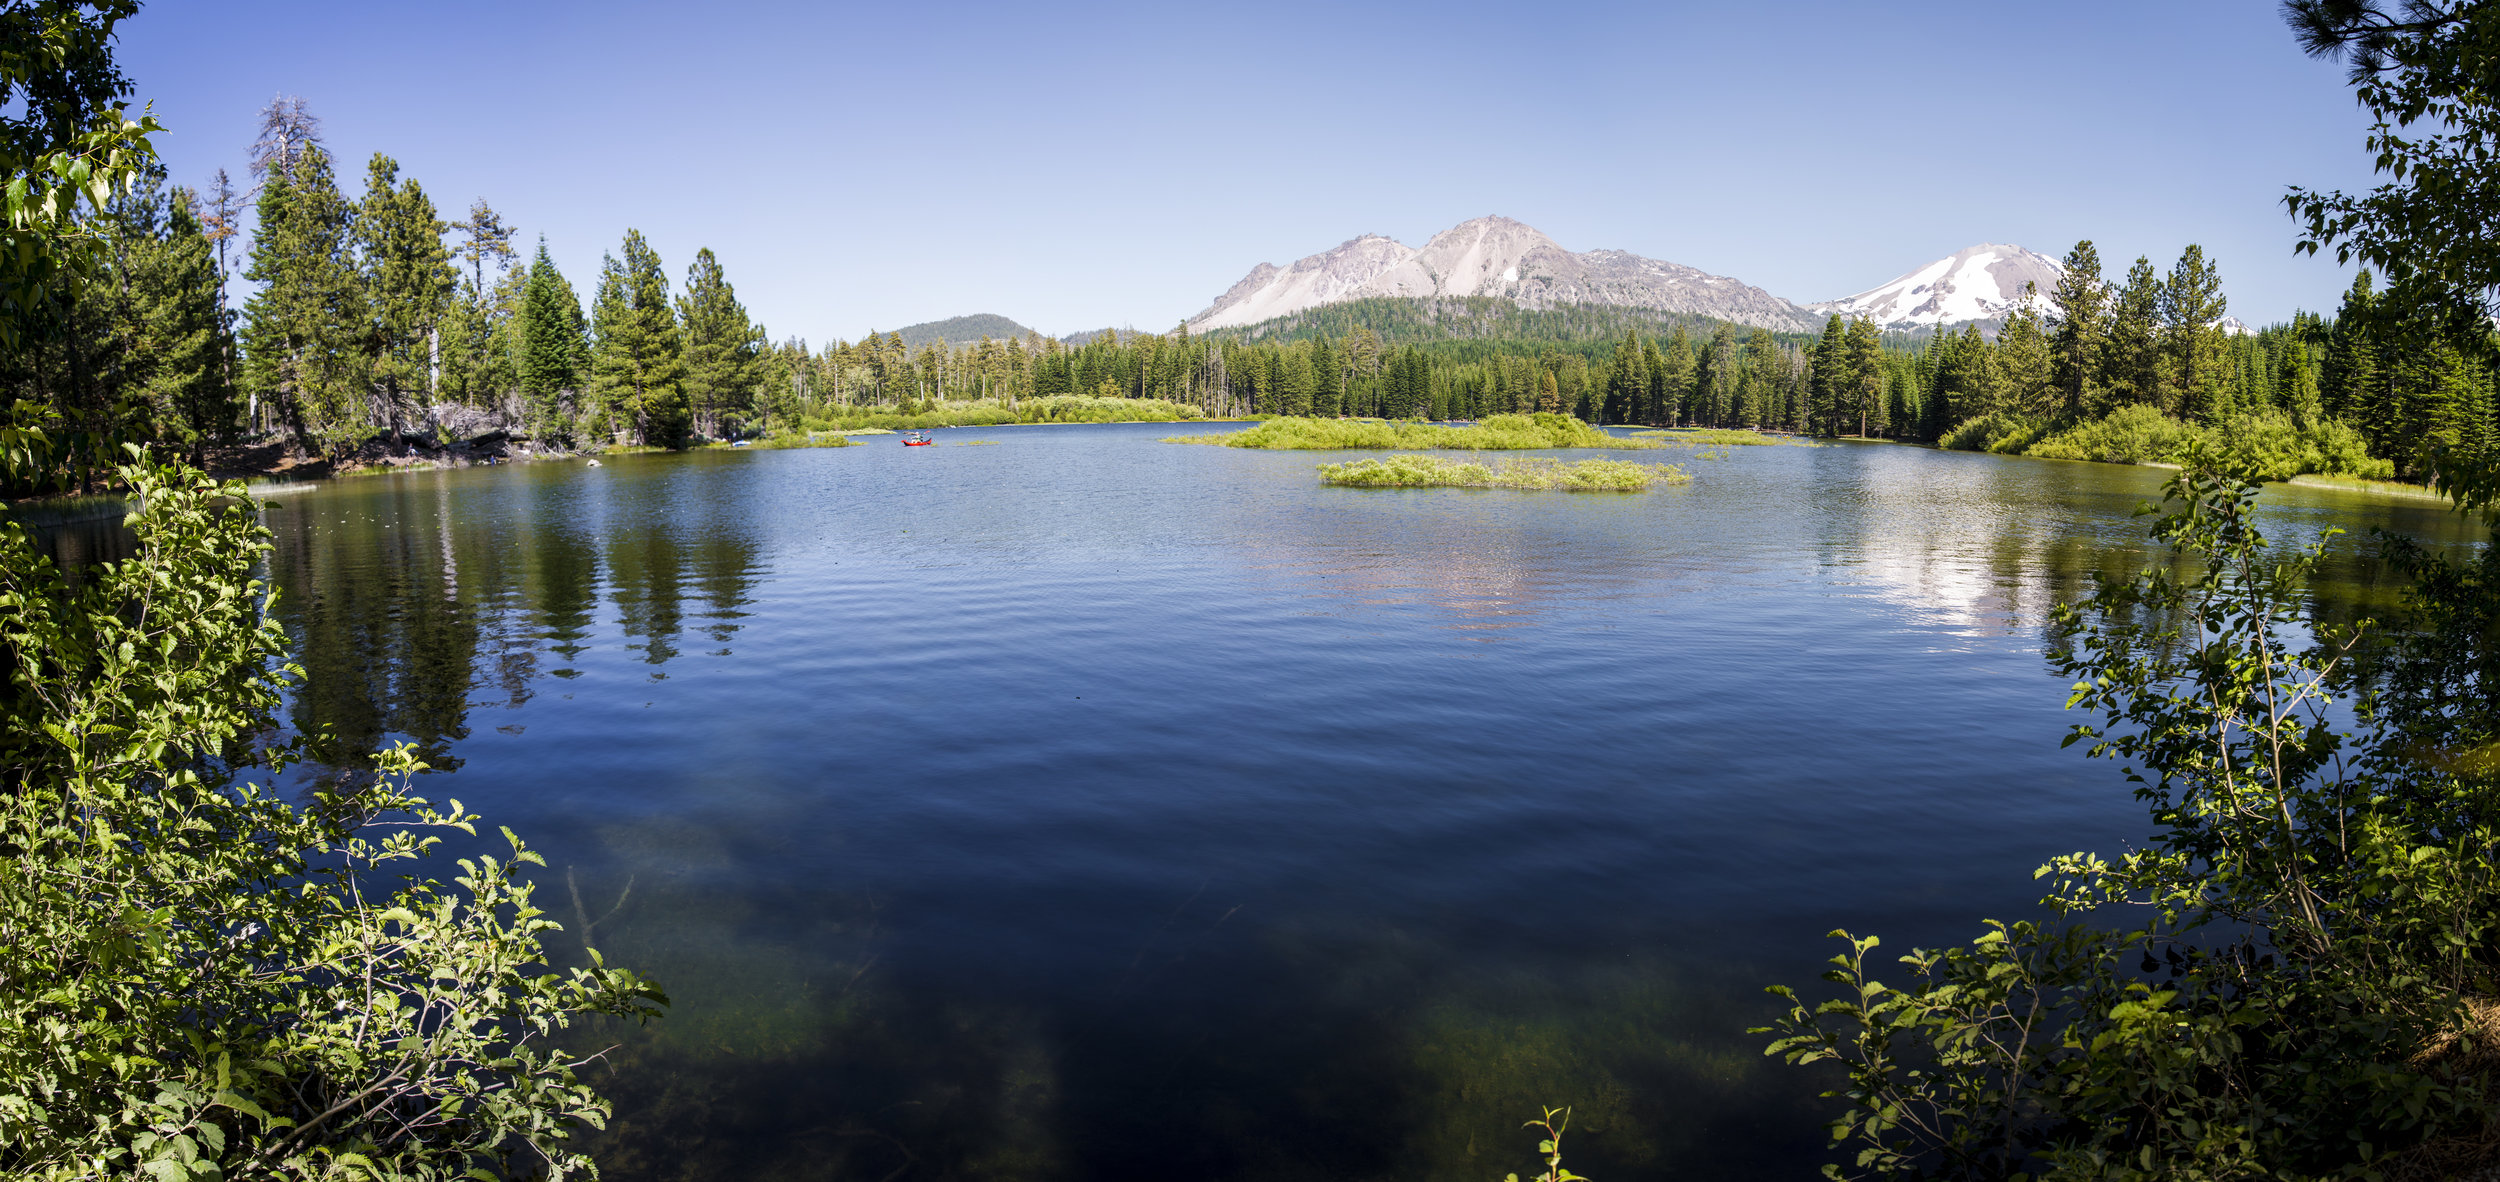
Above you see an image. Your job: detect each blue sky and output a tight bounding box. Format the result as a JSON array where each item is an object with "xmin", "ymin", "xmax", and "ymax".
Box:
[{"xmin": 119, "ymin": 1, "xmax": 2379, "ymax": 342}]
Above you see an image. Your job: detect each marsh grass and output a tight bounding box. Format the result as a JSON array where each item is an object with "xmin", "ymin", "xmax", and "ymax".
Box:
[
  {"xmin": 792, "ymin": 395, "xmax": 1207, "ymax": 432},
  {"xmin": 2287, "ymin": 472, "xmax": 2447, "ymax": 500},
  {"xmin": 1644, "ymin": 428, "xmax": 1818, "ymax": 448},
  {"xmin": 954, "ymin": 440, "xmax": 1000, "ymax": 446},
  {"xmin": 1173, "ymin": 413, "xmax": 1660, "ymax": 451},
  {"xmin": 746, "ymin": 433, "xmax": 858, "ymax": 450},
  {"xmin": 1317, "ymin": 454, "xmax": 1688, "ymax": 491}
]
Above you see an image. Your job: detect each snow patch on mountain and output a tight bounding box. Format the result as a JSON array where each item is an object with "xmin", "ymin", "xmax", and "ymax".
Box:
[{"xmin": 1807, "ymin": 244, "xmax": 2064, "ymax": 328}]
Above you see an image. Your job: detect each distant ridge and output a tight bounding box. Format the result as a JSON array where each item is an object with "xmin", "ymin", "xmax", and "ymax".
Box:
[
  {"xmin": 1187, "ymin": 216, "xmax": 1823, "ymax": 335},
  {"xmin": 892, "ymin": 313, "xmax": 1038, "ymax": 348}
]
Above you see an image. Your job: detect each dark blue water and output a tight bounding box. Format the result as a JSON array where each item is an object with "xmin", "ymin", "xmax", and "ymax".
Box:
[{"xmin": 242, "ymin": 424, "xmax": 2484, "ymax": 1180}]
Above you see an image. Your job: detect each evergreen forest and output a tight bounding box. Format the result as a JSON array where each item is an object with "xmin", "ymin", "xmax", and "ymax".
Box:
[{"xmin": 20, "ymin": 102, "xmax": 2495, "ymax": 491}]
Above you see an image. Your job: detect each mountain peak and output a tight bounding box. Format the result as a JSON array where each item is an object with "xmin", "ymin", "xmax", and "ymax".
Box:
[
  {"xmin": 1808, "ymin": 244, "xmax": 2063, "ymax": 328},
  {"xmin": 1187, "ymin": 217, "xmax": 1817, "ymax": 333}
]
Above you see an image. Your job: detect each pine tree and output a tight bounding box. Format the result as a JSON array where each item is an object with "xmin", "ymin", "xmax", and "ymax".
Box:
[
  {"xmin": 445, "ymin": 199, "xmax": 516, "ymax": 407},
  {"xmin": 131, "ymin": 187, "xmax": 241, "ymax": 460},
  {"xmin": 1845, "ymin": 318, "xmax": 1884, "ymax": 436},
  {"xmin": 519, "ymin": 240, "xmax": 586, "ymax": 437},
  {"xmin": 676, "ymin": 247, "xmax": 762, "ymax": 439},
  {"xmin": 355, "ymin": 154, "xmax": 452, "ymax": 436},
  {"xmin": 2276, "ymin": 334, "xmax": 2323, "ymax": 421},
  {"xmin": 1996, "ymin": 291, "xmax": 2053, "ymax": 419},
  {"xmin": 240, "ymin": 146, "xmax": 369, "ymax": 455},
  {"xmin": 2322, "ymin": 271, "xmax": 2380, "ymax": 428},
  {"xmin": 2103, "ymin": 255, "xmax": 2164, "ymax": 413},
  {"xmin": 587, "ymin": 229, "xmax": 686, "ymax": 447},
  {"xmin": 1273, "ymin": 343, "xmax": 1315, "ymax": 417},
  {"xmin": 1605, "ymin": 329, "xmax": 1648, "ymax": 424},
  {"xmin": 2161, "ymin": 245, "xmax": 2229, "ymax": 420},
  {"xmin": 2048, "ymin": 240, "xmax": 2108, "ymax": 418},
  {"xmin": 1656, "ymin": 327, "xmax": 1693, "ymax": 426},
  {"xmin": 1311, "ymin": 336, "xmax": 1341, "ymax": 416},
  {"xmin": 1698, "ymin": 323, "xmax": 1737, "ymax": 427},
  {"xmin": 1809, "ymin": 316, "xmax": 1847, "ymax": 435}
]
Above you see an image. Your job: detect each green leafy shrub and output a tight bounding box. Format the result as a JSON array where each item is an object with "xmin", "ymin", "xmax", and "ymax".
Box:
[
  {"xmin": 1760, "ymin": 454, "xmax": 2500, "ymax": 1180},
  {"xmin": 2027, "ymin": 403, "xmax": 2206, "ymax": 466},
  {"xmin": 1939, "ymin": 413, "xmax": 2046, "ymax": 455},
  {"xmin": 0, "ymin": 445, "xmax": 664, "ymax": 1180}
]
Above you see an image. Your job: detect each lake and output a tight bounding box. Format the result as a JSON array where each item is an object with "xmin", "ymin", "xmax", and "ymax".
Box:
[{"xmin": 233, "ymin": 423, "xmax": 2484, "ymax": 1180}]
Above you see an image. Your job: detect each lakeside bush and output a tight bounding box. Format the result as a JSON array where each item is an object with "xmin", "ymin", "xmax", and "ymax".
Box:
[
  {"xmin": 1940, "ymin": 412, "xmax": 2049, "ymax": 455},
  {"xmin": 1179, "ymin": 413, "xmax": 1660, "ymax": 451},
  {"xmin": 1955, "ymin": 405, "xmax": 2397, "ymax": 481},
  {"xmin": 1762, "ymin": 454, "xmax": 2500, "ymax": 1179},
  {"xmin": 1316, "ymin": 454, "xmax": 1687, "ymax": 490},
  {"xmin": 0, "ymin": 447, "xmax": 664, "ymax": 1179}
]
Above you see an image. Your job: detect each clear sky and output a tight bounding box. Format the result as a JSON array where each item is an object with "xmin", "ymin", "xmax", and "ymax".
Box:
[{"xmin": 117, "ymin": 0, "xmax": 2381, "ymax": 342}]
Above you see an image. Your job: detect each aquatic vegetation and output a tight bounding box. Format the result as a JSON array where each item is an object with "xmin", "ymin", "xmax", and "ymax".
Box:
[
  {"xmin": 954, "ymin": 439, "xmax": 1001, "ymax": 446},
  {"xmin": 1317, "ymin": 454, "xmax": 1687, "ymax": 491},
  {"xmin": 791, "ymin": 396, "xmax": 1206, "ymax": 433},
  {"xmin": 1178, "ymin": 413, "xmax": 1661, "ymax": 451},
  {"xmin": 745, "ymin": 432, "xmax": 857, "ymax": 449},
  {"xmin": 2286, "ymin": 472, "xmax": 2445, "ymax": 499},
  {"xmin": 1646, "ymin": 428, "xmax": 1819, "ymax": 447}
]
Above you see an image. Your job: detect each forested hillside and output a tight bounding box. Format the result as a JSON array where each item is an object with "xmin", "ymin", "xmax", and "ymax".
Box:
[{"xmin": 13, "ymin": 94, "xmax": 2488, "ymax": 488}]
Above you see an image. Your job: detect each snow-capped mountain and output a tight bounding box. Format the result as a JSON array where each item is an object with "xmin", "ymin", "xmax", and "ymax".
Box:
[
  {"xmin": 1185, "ymin": 228, "xmax": 2245, "ymax": 338},
  {"xmin": 1805, "ymin": 244, "xmax": 2064, "ymax": 329},
  {"xmin": 1188, "ymin": 216, "xmax": 1822, "ymax": 334}
]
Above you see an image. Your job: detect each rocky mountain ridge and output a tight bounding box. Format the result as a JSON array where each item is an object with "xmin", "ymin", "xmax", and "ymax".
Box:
[{"xmin": 1188, "ymin": 216, "xmax": 1824, "ymax": 334}]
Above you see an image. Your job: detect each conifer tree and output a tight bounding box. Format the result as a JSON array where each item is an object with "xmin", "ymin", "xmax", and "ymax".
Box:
[
  {"xmin": 240, "ymin": 146, "xmax": 368, "ymax": 455},
  {"xmin": 587, "ymin": 230, "xmax": 686, "ymax": 447},
  {"xmin": 2161, "ymin": 245, "xmax": 2229, "ymax": 420},
  {"xmin": 1311, "ymin": 336, "xmax": 1341, "ymax": 416},
  {"xmin": 1844, "ymin": 317, "xmax": 1884, "ymax": 436},
  {"xmin": 354, "ymin": 154, "xmax": 452, "ymax": 436},
  {"xmin": 519, "ymin": 240, "xmax": 586, "ymax": 438},
  {"xmin": 1739, "ymin": 329, "xmax": 1778, "ymax": 428},
  {"xmin": 444, "ymin": 199, "xmax": 516, "ymax": 407},
  {"xmin": 132, "ymin": 187, "xmax": 240, "ymax": 460},
  {"xmin": 2103, "ymin": 255, "xmax": 2164, "ymax": 412},
  {"xmin": 1809, "ymin": 315, "xmax": 1847, "ymax": 435},
  {"xmin": 1639, "ymin": 337, "xmax": 1666, "ymax": 424},
  {"xmin": 2048, "ymin": 240, "xmax": 2109, "ymax": 418},
  {"xmin": 2322, "ymin": 270, "xmax": 2380, "ymax": 425},
  {"xmin": 1995, "ymin": 292, "xmax": 2054, "ymax": 419},
  {"xmin": 675, "ymin": 247, "xmax": 762, "ymax": 439},
  {"xmin": 1273, "ymin": 343, "xmax": 1315, "ymax": 417},
  {"xmin": 1657, "ymin": 328, "xmax": 1693, "ymax": 426}
]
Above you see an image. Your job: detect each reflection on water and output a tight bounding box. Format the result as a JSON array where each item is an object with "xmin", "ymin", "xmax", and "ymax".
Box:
[{"xmin": 190, "ymin": 430, "xmax": 2489, "ymax": 1180}]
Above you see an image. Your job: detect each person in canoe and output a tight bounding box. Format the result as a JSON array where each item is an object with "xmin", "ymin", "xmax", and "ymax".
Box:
[{"xmin": 902, "ymin": 431, "xmax": 933, "ymax": 446}]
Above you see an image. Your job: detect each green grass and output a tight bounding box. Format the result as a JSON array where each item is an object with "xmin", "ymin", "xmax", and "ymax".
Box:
[
  {"xmin": 1315, "ymin": 454, "xmax": 1689, "ymax": 491},
  {"xmin": 1170, "ymin": 413, "xmax": 1660, "ymax": 451},
  {"xmin": 791, "ymin": 395, "xmax": 1207, "ymax": 432},
  {"xmin": 746, "ymin": 432, "xmax": 857, "ymax": 449},
  {"xmin": 2286, "ymin": 472, "xmax": 2448, "ymax": 500}
]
